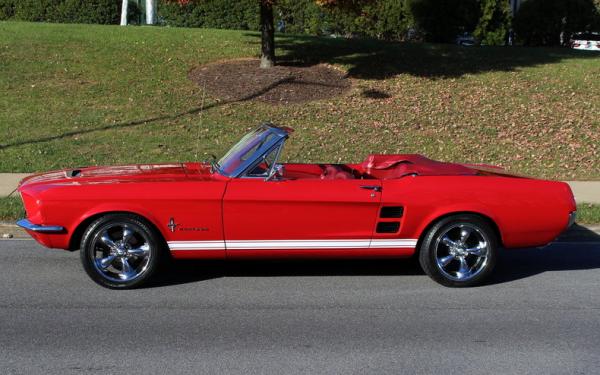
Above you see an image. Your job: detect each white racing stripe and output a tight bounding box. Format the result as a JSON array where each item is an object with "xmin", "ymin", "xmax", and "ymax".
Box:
[
  {"xmin": 168, "ymin": 239, "xmax": 418, "ymax": 251},
  {"xmin": 370, "ymin": 239, "xmax": 418, "ymax": 248},
  {"xmin": 226, "ymin": 240, "xmax": 371, "ymax": 249},
  {"xmin": 167, "ymin": 241, "xmax": 225, "ymax": 250}
]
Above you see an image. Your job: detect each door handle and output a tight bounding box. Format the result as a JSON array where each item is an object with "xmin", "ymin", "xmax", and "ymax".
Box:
[{"xmin": 360, "ymin": 185, "xmax": 382, "ymax": 192}]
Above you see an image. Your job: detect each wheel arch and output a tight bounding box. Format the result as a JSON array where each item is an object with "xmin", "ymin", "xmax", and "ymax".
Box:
[
  {"xmin": 68, "ymin": 209, "xmax": 166, "ymax": 251},
  {"xmin": 414, "ymin": 211, "xmax": 504, "ymax": 255}
]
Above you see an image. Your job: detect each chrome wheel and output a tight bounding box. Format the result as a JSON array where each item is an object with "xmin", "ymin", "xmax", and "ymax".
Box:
[
  {"xmin": 91, "ymin": 223, "xmax": 152, "ymax": 282},
  {"xmin": 434, "ymin": 224, "xmax": 490, "ymax": 282}
]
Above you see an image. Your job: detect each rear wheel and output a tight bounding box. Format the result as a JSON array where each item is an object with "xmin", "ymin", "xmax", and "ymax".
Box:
[
  {"xmin": 80, "ymin": 214, "xmax": 163, "ymax": 289},
  {"xmin": 419, "ymin": 214, "xmax": 498, "ymax": 287}
]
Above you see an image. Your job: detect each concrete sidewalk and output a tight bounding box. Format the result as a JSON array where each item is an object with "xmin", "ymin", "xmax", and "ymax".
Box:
[
  {"xmin": 0, "ymin": 174, "xmax": 31, "ymax": 197},
  {"xmin": 0, "ymin": 173, "xmax": 598, "ymax": 203}
]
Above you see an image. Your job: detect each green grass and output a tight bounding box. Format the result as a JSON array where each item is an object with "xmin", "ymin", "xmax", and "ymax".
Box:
[
  {"xmin": 0, "ymin": 21, "xmax": 599, "ymax": 179},
  {"xmin": 0, "ymin": 196, "xmax": 24, "ymax": 222},
  {"xmin": 577, "ymin": 203, "xmax": 600, "ymax": 224},
  {"xmin": 1, "ymin": 195, "xmax": 598, "ymax": 224}
]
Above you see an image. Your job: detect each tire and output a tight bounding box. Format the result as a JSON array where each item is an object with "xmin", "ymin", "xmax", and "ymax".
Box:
[
  {"xmin": 80, "ymin": 213, "xmax": 164, "ymax": 289},
  {"xmin": 418, "ymin": 214, "xmax": 498, "ymax": 287}
]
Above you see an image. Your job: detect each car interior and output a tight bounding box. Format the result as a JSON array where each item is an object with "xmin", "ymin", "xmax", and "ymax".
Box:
[{"xmin": 280, "ymin": 154, "xmax": 477, "ymax": 180}]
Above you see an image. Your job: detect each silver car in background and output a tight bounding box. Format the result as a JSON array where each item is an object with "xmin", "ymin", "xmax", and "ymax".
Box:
[{"xmin": 570, "ymin": 32, "xmax": 600, "ymax": 51}]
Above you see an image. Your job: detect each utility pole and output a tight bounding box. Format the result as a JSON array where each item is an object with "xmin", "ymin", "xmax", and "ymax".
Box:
[
  {"xmin": 120, "ymin": 0, "xmax": 128, "ymax": 25},
  {"xmin": 146, "ymin": 0, "xmax": 156, "ymax": 25}
]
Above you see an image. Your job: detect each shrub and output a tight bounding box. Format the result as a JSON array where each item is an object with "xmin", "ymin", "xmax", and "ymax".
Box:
[
  {"xmin": 514, "ymin": 0, "xmax": 600, "ymax": 45},
  {"xmin": 408, "ymin": 0, "xmax": 479, "ymax": 43},
  {"xmin": 13, "ymin": 0, "xmax": 57, "ymax": 22},
  {"xmin": 157, "ymin": 0, "xmax": 259, "ymax": 30},
  {"xmin": 355, "ymin": 0, "xmax": 412, "ymax": 40},
  {"xmin": 6, "ymin": 0, "xmax": 121, "ymax": 24},
  {"xmin": 474, "ymin": 0, "xmax": 511, "ymax": 45},
  {"xmin": 52, "ymin": 0, "xmax": 120, "ymax": 24},
  {"xmin": 276, "ymin": 0, "xmax": 325, "ymax": 35},
  {"xmin": 0, "ymin": 0, "xmax": 16, "ymax": 20}
]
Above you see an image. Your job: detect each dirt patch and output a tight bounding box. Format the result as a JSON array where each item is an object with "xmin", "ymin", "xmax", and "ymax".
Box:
[{"xmin": 188, "ymin": 59, "xmax": 351, "ymax": 105}]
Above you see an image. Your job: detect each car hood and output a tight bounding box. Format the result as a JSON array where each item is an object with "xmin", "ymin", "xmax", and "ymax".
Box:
[{"xmin": 18, "ymin": 163, "xmax": 215, "ymax": 189}]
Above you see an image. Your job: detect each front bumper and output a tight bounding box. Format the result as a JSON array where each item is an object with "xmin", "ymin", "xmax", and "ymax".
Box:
[{"xmin": 16, "ymin": 219, "xmax": 64, "ymax": 233}]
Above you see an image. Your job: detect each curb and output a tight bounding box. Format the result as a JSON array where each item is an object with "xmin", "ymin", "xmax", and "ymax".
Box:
[
  {"xmin": 0, "ymin": 222, "xmax": 29, "ymax": 239},
  {"xmin": 2, "ymin": 222, "xmax": 599, "ymax": 242}
]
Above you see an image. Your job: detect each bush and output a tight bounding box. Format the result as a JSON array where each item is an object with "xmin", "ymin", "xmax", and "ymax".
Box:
[
  {"xmin": 52, "ymin": 0, "xmax": 120, "ymax": 24},
  {"xmin": 13, "ymin": 0, "xmax": 57, "ymax": 22},
  {"xmin": 514, "ymin": 0, "xmax": 600, "ymax": 45},
  {"xmin": 276, "ymin": 0, "xmax": 325, "ymax": 35},
  {"xmin": 3, "ymin": 0, "xmax": 121, "ymax": 24},
  {"xmin": 157, "ymin": 0, "xmax": 259, "ymax": 30},
  {"xmin": 474, "ymin": 0, "xmax": 511, "ymax": 45},
  {"xmin": 408, "ymin": 0, "xmax": 479, "ymax": 43},
  {"xmin": 0, "ymin": 0, "xmax": 16, "ymax": 20},
  {"xmin": 354, "ymin": 0, "xmax": 412, "ymax": 40}
]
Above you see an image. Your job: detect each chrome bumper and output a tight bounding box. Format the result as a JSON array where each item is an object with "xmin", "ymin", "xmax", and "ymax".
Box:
[
  {"xmin": 567, "ymin": 211, "xmax": 577, "ymax": 228},
  {"xmin": 16, "ymin": 219, "xmax": 64, "ymax": 233}
]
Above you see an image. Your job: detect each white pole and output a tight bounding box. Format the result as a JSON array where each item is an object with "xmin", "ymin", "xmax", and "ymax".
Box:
[
  {"xmin": 146, "ymin": 0, "xmax": 156, "ymax": 25},
  {"xmin": 120, "ymin": 0, "xmax": 128, "ymax": 26}
]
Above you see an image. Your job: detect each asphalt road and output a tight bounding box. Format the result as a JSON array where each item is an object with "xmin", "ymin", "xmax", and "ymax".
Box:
[{"xmin": 1, "ymin": 239, "xmax": 600, "ymax": 375}]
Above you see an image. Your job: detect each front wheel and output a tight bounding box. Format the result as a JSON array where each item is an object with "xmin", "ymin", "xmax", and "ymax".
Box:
[
  {"xmin": 80, "ymin": 214, "xmax": 163, "ymax": 289},
  {"xmin": 419, "ymin": 215, "xmax": 498, "ymax": 287}
]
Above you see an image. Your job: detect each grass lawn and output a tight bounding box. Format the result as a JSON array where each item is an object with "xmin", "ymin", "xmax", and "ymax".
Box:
[
  {"xmin": 0, "ymin": 21, "xmax": 598, "ymax": 179},
  {"xmin": 1, "ymin": 195, "xmax": 598, "ymax": 224},
  {"xmin": 0, "ymin": 197, "xmax": 24, "ymax": 222}
]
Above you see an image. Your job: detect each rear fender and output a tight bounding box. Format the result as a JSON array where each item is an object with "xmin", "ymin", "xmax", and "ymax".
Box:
[{"xmin": 412, "ymin": 203, "xmax": 505, "ymax": 246}]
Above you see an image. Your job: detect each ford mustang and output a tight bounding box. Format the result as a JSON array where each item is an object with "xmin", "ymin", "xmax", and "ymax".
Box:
[{"xmin": 17, "ymin": 123, "xmax": 576, "ymax": 288}]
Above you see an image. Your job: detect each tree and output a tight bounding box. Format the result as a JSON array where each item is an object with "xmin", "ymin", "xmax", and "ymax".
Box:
[
  {"xmin": 514, "ymin": 0, "xmax": 600, "ymax": 45},
  {"xmin": 260, "ymin": 0, "xmax": 275, "ymax": 68},
  {"xmin": 161, "ymin": 0, "xmax": 370, "ymax": 68},
  {"xmin": 260, "ymin": 0, "xmax": 371, "ymax": 68}
]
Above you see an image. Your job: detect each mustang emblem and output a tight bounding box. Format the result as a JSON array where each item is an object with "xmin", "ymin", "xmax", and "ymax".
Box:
[{"xmin": 167, "ymin": 218, "xmax": 179, "ymax": 233}]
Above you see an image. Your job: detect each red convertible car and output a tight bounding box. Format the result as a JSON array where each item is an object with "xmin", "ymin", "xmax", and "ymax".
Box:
[{"xmin": 17, "ymin": 124, "xmax": 576, "ymax": 289}]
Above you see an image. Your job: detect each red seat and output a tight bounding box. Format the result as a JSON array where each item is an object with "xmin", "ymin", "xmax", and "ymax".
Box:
[{"xmin": 320, "ymin": 165, "xmax": 354, "ymax": 180}]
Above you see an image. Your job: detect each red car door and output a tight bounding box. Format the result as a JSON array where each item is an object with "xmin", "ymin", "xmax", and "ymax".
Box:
[{"xmin": 222, "ymin": 178, "xmax": 383, "ymax": 258}]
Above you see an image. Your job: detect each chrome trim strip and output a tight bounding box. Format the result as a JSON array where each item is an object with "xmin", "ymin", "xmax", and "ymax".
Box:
[
  {"xmin": 167, "ymin": 239, "xmax": 418, "ymax": 251},
  {"xmin": 16, "ymin": 219, "xmax": 65, "ymax": 233}
]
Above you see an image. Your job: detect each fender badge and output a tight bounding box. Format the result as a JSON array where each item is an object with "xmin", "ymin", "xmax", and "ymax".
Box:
[{"xmin": 168, "ymin": 218, "xmax": 179, "ymax": 233}]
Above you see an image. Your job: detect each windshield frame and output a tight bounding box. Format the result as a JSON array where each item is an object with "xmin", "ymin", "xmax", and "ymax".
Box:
[{"xmin": 215, "ymin": 124, "xmax": 289, "ymax": 178}]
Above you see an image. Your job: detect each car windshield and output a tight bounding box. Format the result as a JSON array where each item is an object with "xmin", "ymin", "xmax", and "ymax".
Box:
[{"xmin": 217, "ymin": 126, "xmax": 276, "ymax": 176}]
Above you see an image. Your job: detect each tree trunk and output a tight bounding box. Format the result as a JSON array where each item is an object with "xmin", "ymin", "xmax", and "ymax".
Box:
[
  {"xmin": 146, "ymin": 0, "xmax": 156, "ymax": 25},
  {"xmin": 260, "ymin": 0, "xmax": 275, "ymax": 68},
  {"xmin": 120, "ymin": 0, "xmax": 128, "ymax": 26}
]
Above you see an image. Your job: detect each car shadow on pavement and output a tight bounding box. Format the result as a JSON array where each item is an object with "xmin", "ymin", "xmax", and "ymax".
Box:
[
  {"xmin": 491, "ymin": 224, "xmax": 600, "ymax": 285},
  {"xmin": 151, "ymin": 257, "xmax": 425, "ymax": 288},
  {"xmin": 150, "ymin": 224, "xmax": 600, "ymax": 288}
]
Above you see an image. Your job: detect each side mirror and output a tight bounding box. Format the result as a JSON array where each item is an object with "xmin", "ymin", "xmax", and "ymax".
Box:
[{"xmin": 265, "ymin": 164, "xmax": 284, "ymax": 181}]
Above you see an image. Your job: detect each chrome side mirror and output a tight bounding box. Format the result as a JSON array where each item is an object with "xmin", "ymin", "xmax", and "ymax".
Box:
[{"xmin": 265, "ymin": 164, "xmax": 284, "ymax": 181}]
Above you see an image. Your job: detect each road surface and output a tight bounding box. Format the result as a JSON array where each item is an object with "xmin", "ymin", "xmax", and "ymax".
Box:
[{"xmin": 1, "ymin": 239, "xmax": 599, "ymax": 374}]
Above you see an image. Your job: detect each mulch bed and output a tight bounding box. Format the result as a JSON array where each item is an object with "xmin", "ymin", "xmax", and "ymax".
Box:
[{"xmin": 188, "ymin": 59, "xmax": 351, "ymax": 105}]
